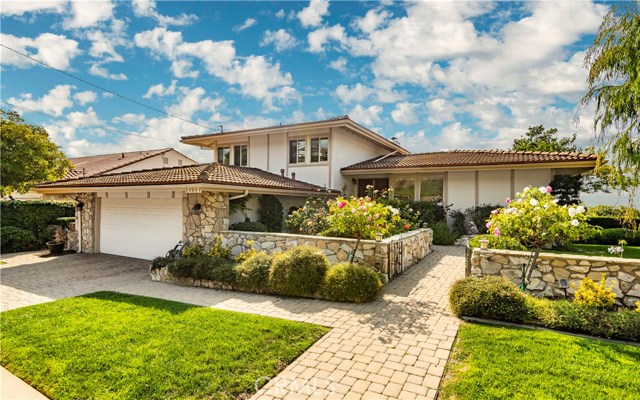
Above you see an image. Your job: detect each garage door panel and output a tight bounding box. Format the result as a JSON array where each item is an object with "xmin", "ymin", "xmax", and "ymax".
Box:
[{"xmin": 99, "ymin": 197, "xmax": 182, "ymax": 260}]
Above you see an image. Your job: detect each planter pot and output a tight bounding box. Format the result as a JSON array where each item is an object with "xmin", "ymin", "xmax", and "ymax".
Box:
[{"xmin": 46, "ymin": 241, "xmax": 65, "ymax": 255}]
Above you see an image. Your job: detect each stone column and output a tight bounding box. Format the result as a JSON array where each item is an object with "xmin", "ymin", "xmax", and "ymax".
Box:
[
  {"xmin": 182, "ymin": 191, "xmax": 229, "ymax": 249},
  {"xmin": 75, "ymin": 193, "xmax": 96, "ymax": 253}
]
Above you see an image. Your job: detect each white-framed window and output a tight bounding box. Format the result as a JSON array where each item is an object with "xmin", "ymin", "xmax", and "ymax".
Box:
[
  {"xmin": 310, "ymin": 137, "xmax": 329, "ymax": 163},
  {"xmin": 289, "ymin": 139, "xmax": 306, "ymax": 164},
  {"xmin": 420, "ymin": 176, "xmax": 444, "ymax": 201},
  {"xmin": 217, "ymin": 146, "xmax": 231, "ymax": 165},
  {"xmin": 393, "ymin": 178, "xmax": 416, "ymax": 201},
  {"xmin": 233, "ymin": 145, "xmax": 248, "ymax": 166}
]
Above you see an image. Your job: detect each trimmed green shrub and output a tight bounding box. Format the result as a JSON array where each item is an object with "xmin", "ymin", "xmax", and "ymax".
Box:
[
  {"xmin": 468, "ymin": 234, "xmax": 527, "ymax": 251},
  {"xmin": 465, "ymin": 203, "xmax": 502, "ymax": 233},
  {"xmin": 449, "ymin": 276, "xmax": 528, "ymax": 323},
  {"xmin": 167, "ymin": 258, "xmax": 196, "ymax": 278},
  {"xmin": 449, "ymin": 209, "xmax": 466, "ymax": 237},
  {"xmin": 0, "ymin": 200, "xmax": 74, "ymax": 246},
  {"xmin": 235, "ymin": 252, "xmax": 272, "ymax": 291},
  {"xmin": 320, "ymin": 263, "xmax": 383, "ymax": 303},
  {"xmin": 573, "ymin": 275, "xmax": 616, "ymax": 309},
  {"xmin": 286, "ymin": 197, "xmax": 329, "ymax": 235},
  {"xmin": 432, "ymin": 221, "xmax": 456, "ymax": 245},
  {"xmin": 193, "ymin": 256, "xmax": 237, "ymax": 283},
  {"xmin": 208, "ymin": 236, "xmax": 232, "ymax": 259},
  {"xmin": 182, "ymin": 244, "xmax": 205, "ymax": 258},
  {"xmin": 229, "ymin": 221, "xmax": 268, "ymax": 232},
  {"xmin": 151, "ymin": 257, "xmax": 173, "ymax": 271},
  {"xmin": 258, "ymin": 195, "xmax": 284, "ymax": 232},
  {"xmin": 580, "ymin": 228, "xmax": 640, "ymax": 246},
  {"xmin": 587, "ymin": 216, "xmax": 640, "ymax": 229},
  {"xmin": 269, "ymin": 246, "xmax": 330, "ymax": 297},
  {"xmin": 1, "ymin": 226, "xmax": 37, "ymax": 253},
  {"xmin": 383, "ymin": 199, "xmax": 447, "ymax": 228},
  {"xmin": 56, "ymin": 217, "xmax": 75, "ymax": 229}
]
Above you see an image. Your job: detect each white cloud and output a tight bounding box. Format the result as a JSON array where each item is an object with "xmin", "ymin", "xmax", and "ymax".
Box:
[
  {"xmin": 353, "ymin": 8, "xmax": 390, "ymax": 33},
  {"xmin": 0, "ymin": 33, "xmax": 81, "ymax": 70},
  {"xmin": 89, "ymin": 64, "xmax": 127, "ymax": 80},
  {"xmin": 391, "ymin": 102, "xmax": 418, "ymax": 125},
  {"xmin": 7, "ymin": 85, "xmax": 74, "ymax": 116},
  {"xmin": 73, "ymin": 91, "xmax": 97, "ymax": 105},
  {"xmin": 234, "ymin": 18, "xmax": 257, "ymax": 32},
  {"xmin": 261, "ymin": 29, "xmax": 298, "ymax": 52},
  {"xmin": 329, "ymin": 56, "xmax": 347, "ymax": 73},
  {"xmin": 298, "ymin": 0, "xmax": 329, "ymax": 28},
  {"xmin": 349, "ymin": 104, "xmax": 382, "ymax": 126},
  {"xmin": 1, "ymin": 1, "xmax": 67, "ymax": 16},
  {"xmin": 166, "ymin": 87, "xmax": 223, "ymax": 120},
  {"xmin": 63, "ymin": 0, "xmax": 114, "ymax": 29},
  {"xmin": 135, "ymin": 27, "xmax": 298, "ymax": 109},
  {"xmin": 307, "ymin": 24, "xmax": 345, "ymax": 52},
  {"xmin": 335, "ymin": 83, "xmax": 374, "ymax": 104},
  {"xmin": 275, "ymin": 9, "xmax": 286, "ymax": 19},
  {"xmin": 131, "ymin": 0, "xmax": 197, "ymax": 26},
  {"xmin": 143, "ymin": 80, "xmax": 178, "ymax": 98},
  {"xmin": 112, "ymin": 113, "xmax": 146, "ymax": 126},
  {"xmin": 66, "ymin": 107, "xmax": 102, "ymax": 127},
  {"xmin": 426, "ymin": 98, "xmax": 456, "ymax": 125}
]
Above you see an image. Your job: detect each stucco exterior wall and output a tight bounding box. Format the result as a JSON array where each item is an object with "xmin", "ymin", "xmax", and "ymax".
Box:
[
  {"xmin": 110, "ymin": 150, "xmax": 196, "ymax": 173},
  {"xmin": 447, "ymin": 171, "xmax": 476, "ymax": 210},
  {"xmin": 514, "ymin": 169, "xmax": 551, "ymax": 192},
  {"xmin": 478, "ymin": 170, "xmax": 511, "ymax": 205}
]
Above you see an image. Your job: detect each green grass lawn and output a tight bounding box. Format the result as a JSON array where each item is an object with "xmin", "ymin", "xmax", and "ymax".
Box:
[
  {"xmin": 0, "ymin": 292, "xmax": 329, "ymax": 400},
  {"xmin": 440, "ymin": 323, "xmax": 640, "ymax": 400},
  {"xmin": 548, "ymin": 243, "xmax": 640, "ymax": 259}
]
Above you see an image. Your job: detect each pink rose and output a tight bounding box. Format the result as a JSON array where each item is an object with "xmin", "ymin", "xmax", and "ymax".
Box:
[
  {"xmin": 338, "ymin": 201, "xmax": 346, "ymax": 209},
  {"xmin": 375, "ymin": 213, "xmax": 381, "ymax": 219},
  {"xmin": 493, "ymin": 228, "xmax": 501, "ymax": 237},
  {"xmin": 491, "ymin": 210, "xmax": 499, "ymax": 215},
  {"xmin": 360, "ymin": 206, "xmax": 367, "ymax": 212},
  {"xmin": 505, "ymin": 198, "xmax": 511, "ymax": 204},
  {"xmin": 546, "ymin": 186, "xmax": 553, "ymax": 193},
  {"xmin": 486, "ymin": 221, "xmax": 493, "ymax": 228}
]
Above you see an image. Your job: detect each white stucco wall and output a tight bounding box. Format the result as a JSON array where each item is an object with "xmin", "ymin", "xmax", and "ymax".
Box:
[
  {"xmin": 447, "ymin": 171, "xmax": 476, "ymax": 210},
  {"xmin": 249, "ymin": 135, "xmax": 269, "ymax": 171},
  {"xmin": 110, "ymin": 150, "xmax": 196, "ymax": 173},
  {"xmin": 514, "ymin": 169, "xmax": 551, "ymax": 193},
  {"xmin": 478, "ymin": 170, "xmax": 511, "ymax": 205}
]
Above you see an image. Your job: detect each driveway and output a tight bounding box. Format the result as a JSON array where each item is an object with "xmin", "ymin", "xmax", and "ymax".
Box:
[{"xmin": 0, "ymin": 246, "xmax": 465, "ymax": 399}]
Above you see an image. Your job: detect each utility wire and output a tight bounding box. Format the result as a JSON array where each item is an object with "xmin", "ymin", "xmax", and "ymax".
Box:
[
  {"xmin": 1, "ymin": 100, "xmax": 164, "ymax": 141},
  {"xmin": 0, "ymin": 43, "xmax": 216, "ymax": 132}
]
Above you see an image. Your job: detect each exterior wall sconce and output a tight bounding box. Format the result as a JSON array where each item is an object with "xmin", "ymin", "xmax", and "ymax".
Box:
[
  {"xmin": 190, "ymin": 203, "xmax": 202, "ymax": 215},
  {"xmin": 479, "ymin": 239, "xmax": 489, "ymax": 249},
  {"xmin": 375, "ymin": 232, "xmax": 383, "ymax": 242}
]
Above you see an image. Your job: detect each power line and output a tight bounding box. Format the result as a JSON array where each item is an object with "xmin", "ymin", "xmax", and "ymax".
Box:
[
  {"xmin": 0, "ymin": 43, "xmax": 216, "ymax": 132},
  {"xmin": 1, "ymin": 100, "xmax": 164, "ymax": 141}
]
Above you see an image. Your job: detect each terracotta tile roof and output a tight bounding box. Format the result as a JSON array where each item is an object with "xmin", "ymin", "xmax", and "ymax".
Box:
[
  {"xmin": 66, "ymin": 148, "xmax": 173, "ymax": 179},
  {"xmin": 341, "ymin": 150, "xmax": 599, "ymax": 171},
  {"xmin": 37, "ymin": 163, "xmax": 339, "ymax": 193},
  {"xmin": 181, "ymin": 115, "xmax": 350, "ymax": 140}
]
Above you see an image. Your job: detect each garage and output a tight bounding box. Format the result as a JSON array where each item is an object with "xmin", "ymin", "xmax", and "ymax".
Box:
[{"xmin": 99, "ymin": 197, "xmax": 183, "ymax": 260}]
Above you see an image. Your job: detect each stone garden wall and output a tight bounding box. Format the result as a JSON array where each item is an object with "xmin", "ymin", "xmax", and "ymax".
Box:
[
  {"xmin": 182, "ymin": 191, "xmax": 229, "ymax": 246},
  {"xmin": 220, "ymin": 228, "xmax": 433, "ymax": 278},
  {"xmin": 470, "ymin": 248, "xmax": 640, "ymax": 307}
]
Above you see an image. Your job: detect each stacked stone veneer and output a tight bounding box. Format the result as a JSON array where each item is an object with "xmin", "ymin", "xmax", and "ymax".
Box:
[
  {"xmin": 182, "ymin": 191, "xmax": 229, "ymax": 247},
  {"xmin": 470, "ymin": 248, "xmax": 640, "ymax": 307},
  {"xmin": 220, "ymin": 228, "xmax": 432, "ymax": 278},
  {"xmin": 73, "ymin": 193, "xmax": 96, "ymax": 253}
]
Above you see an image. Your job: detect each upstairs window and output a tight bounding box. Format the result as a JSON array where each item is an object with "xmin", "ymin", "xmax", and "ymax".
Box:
[
  {"xmin": 289, "ymin": 139, "xmax": 306, "ymax": 164},
  {"xmin": 233, "ymin": 145, "xmax": 248, "ymax": 166},
  {"xmin": 217, "ymin": 146, "xmax": 230, "ymax": 165},
  {"xmin": 310, "ymin": 137, "xmax": 329, "ymax": 163}
]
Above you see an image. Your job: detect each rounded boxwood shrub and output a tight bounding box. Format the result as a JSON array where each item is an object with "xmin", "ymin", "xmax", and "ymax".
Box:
[
  {"xmin": 229, "ymin": 221, "xmax": 268, "ymax": 232},
  {"xmin": 167, "ymin": 257, "xmax": 196, "ymax": 278},
  {"xmin": 269, "ymin": 246, "xmax": 330, "ymax": 297},
  {"xmin": 449, "ymin": 276, "xmax": 528, "ymax": 323},
  {"xmin": 192, "ymin": 256, "xmax": 237, "ymax": 283},
  {"xmin": 235, "ymin": 252, "xmax": 272, "ymax": 291},
  {"xmin": 151, "ymin": 257, "xmax": 173, "ymax": 271},
  {"xmin": 1, "ymin": 226, "xmax": 37, "ymax": 253},
  {"xmin": 431, "ymin": 221, "xmax": 456, "ymax": 245},
  {"xmin": 320, "ymin": 262, "xmax": 383, "ymax": 303}
]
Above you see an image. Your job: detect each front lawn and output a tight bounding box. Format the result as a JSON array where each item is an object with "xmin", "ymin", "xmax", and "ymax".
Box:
[
  {"xmin": 440, "ymin": 322, "xmax": 640, "ymax": 399},
  {"xmin": 0, "ymin": 292, "xmax": 329, "ymax": 400},
  {"xmin": 549, "ymin": 243, "xmax": 640, "ymax": 259}
]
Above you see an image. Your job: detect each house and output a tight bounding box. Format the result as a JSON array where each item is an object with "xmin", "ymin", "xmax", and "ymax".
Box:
[{"xmin": 35, "ymin": 116, "xmax": 598, "ymax": 260}]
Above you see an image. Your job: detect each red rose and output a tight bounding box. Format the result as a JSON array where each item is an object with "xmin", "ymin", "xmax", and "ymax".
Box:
[{"xmin": 403, "ymin": 224, "xmax": 410, "ymax": 230}]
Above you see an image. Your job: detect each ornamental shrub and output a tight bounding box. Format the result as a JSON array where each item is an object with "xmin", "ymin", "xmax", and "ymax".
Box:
[
  {"xmin": 229, "ymin": 221, "xmax": 268, "ymax": 232},
  {"xmin": 432, "ymin": 221, "xmax": 456, "ymax": 245},
  {"xmin": 258, "ymin": 195, "xmax": 284, "ymax": 232},
  {"xmin": 0, "ymin": 200, "xmax": 75, "ymax": 246},
  {"xmin": 193, "ymin": 256, "xmax": 237, "ymax": 283},
  {"xmin": 234, "ymin": 240, "xmax": 259, "ymax": 264},
  {"xmin": 580, "ymin": 228, "xmax": 640, "ymax": 246},
  {"xmin": 208, "ymin": 236, "xmax": 232, "ymax": 259},
  {"xmin": 320, "ymin": 263, "xmax": 383, "ymax": 303},
  {"xmin": 322, "ymin": 197, "xmax": 401, "ymax": 240},
  {"xmin": 167, "ymin": 257, "xmax": 196, "ymax": 278},
  {"xmin": 286, "ymin": 197, "xmax": 330, "ymax": 235},
  {"xmin": 449, "ymin": 209, "xmax": 466, "ymax": 237},
  {"xmin": 235, "ymin": 252, "xmax": 272, "ymax": 291},
  {"xmin": 382, "ymin": 199, "xmax": 447, "ymax": 228},
  {"xmin": 449, "ymin": 276, "xmax": 528, "ymax": 323},
  {"xmin": 269, "ymin": 246, "xmax": 330, "ymax": 297},
  {"xmin": 151, "ymin": 257, "xmax": 173, "ymax": 271},
  {"xmin": 573, "ymin": 275, "xmax": 616, "ymax": 309},
  {"xmin": 467, "ymin": 234, "xmax": 527, "ymax": 251},
  {"xmin": 182, "ymin": 244, "xmax": 205, "ymax": 258},
  {"xmin": 464, "ymin": 203, "xmax": 502, "ymax": 233},
  {"xmin": 0, "ymin": 226, "xmax": 37, "ymax": 253}
]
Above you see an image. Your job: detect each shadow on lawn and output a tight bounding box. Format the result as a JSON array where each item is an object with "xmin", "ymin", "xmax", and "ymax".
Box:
[{"xmin": 81, "ymin": 291, "xmax": 198, "ymax": 314}]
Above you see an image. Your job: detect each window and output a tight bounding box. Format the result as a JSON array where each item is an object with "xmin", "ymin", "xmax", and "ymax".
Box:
[
  {"xmin": 162, "ymin": 157, "xmax": 169, "ymax": 165},
  {"xmin": 393, "ymin": 178, "xmax": 415, "ymax": 201},
  {"xmin": 178, "ymin": 159, "xmax": 183, "ymax": 166},
  {"xmin": 289, "ymin": 139, "xmax": 306, "ymax": 164},
  {"xmin": 310, "ymin": 137, "xmax": 329, "ymax": 163},
  {"xmin": 357, "ymin": 178, "xmax": 389, "ymax": 197},
  {"xmin": 420, "ymin": 176, "xmax": 444, "ymax": 201},
  {"xmin": 233, "ymin": 145, "xmax": 248, "ymax": 166},
  {"xmin": 217, "ymin": 146, "xmax": 230, "ymax": 165}
]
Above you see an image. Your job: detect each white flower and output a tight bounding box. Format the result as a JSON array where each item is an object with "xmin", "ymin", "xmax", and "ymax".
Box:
[
  {"xmin": 539, "ymin": 186, "xmax": 547, "ymax": 194},
  {"xmin": 523, "ymin": 187, "xmax": 529, "ymax": 193},
  {"xmin": 576, "ymin": 205, "xmax": 585, "ymax": 214},
  {"xmin": 568, "ymin": 207, "xmax": 577, "ymax": 217},
  {"xmin": 529, "ymin": 199, "xmax": 539, "ymax": 206},
  {"xmin": 571, "ymin": 219, "xmax": 579, "ymax": 227}
]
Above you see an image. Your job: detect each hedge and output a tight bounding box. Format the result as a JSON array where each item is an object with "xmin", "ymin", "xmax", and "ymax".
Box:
[
  {"xmin": 587, "ymin": 216, "xmax": 640, "ymax": 230},
  {"xmin": 579, "ymin": 228, "xmax": 640, "ymax": 246},
  {"xmin": 1, "ymin": 226, "xmax": 37, "ymax": 253},
  {"xmin": 320, "ymin": 262, "xmax": 383, "ymax": 303},
  {"xmin": 269, "ymin": 246, "xmax": 330, "ymax": 297},
  {"xmin": 0, "ymin": 200, "xmax": 75, "ymax": 249}
]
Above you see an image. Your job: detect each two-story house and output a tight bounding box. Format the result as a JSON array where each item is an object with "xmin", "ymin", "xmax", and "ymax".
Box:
[{"xmin": 35, "ymin": 115, "xmax": 597, "ymax": 260}]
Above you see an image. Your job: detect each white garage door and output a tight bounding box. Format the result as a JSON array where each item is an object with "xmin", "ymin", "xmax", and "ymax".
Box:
[{"xmin": 99, "ymin": 197, "xmax": 183, "ymax": 260}]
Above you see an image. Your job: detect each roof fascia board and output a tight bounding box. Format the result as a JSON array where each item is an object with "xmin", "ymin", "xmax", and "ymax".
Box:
[{"xmin": 341, "ymin": 161, "xmax": 597, "ymax": 175}]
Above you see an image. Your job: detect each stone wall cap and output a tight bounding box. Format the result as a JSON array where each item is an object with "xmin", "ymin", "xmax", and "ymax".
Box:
[
  {"xmin": 221, "ymin": 228, "xmax": 431, "ymax": 244},
  {"xmin": 474, "ymin": 248, "xmax": 640, "ymax": 266}
]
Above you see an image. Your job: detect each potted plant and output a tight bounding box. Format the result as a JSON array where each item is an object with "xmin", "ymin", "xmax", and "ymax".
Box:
[{"xmin": 46, "ymin": 240, "xmax": 65, "ymax": 254}]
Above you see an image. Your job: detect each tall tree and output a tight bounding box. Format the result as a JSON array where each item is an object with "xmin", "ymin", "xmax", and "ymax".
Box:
[
  {"xmin": 0, "ymin": 110, "xmax": 72, "ymax": 196},
  {"xmin": 513, "ymin": 125, "xmax": 579, "ymax": 153},
  {"xmin": 579, "ymin": 1, "xmax": 639, "ymax": 216}
]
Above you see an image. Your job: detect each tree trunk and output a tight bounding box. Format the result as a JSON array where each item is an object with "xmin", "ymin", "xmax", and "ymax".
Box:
[
  {"xmin": 350, "ymin": 237, "xmax": 361, "ymax": 264},
  {"xmin": 521, "ymin": 248, "xmax": 541, "ymax": 292}
]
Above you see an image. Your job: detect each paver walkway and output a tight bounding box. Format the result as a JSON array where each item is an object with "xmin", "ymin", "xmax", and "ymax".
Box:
[{"xmin": 0, "ymin": 245, "xmax": 465, "ymax": 399}]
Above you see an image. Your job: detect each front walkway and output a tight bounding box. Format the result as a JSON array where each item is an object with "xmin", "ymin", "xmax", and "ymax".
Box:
[{"xmin": 0, "ymin": 246, "xmax": 465, "ymax": 399}]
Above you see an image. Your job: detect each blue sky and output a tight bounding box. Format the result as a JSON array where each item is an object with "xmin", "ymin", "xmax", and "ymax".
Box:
[{"xmin": 1, "ymin": 0, "xmax": 610, "ymax": 164}]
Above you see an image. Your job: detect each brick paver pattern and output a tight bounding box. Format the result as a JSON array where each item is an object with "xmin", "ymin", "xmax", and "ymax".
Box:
[{"xmin": 0, "ymin": 245, "xmax": 464, "ymax": 400}]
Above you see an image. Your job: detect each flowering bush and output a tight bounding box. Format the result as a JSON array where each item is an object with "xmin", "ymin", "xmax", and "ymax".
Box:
[
  {"xmin": 286, "ymin": 197, "xmax": 329, "ymax": 235},
  {"xmin": 322, "ymin": 196, "xmax": 402, "ymax": 240}
]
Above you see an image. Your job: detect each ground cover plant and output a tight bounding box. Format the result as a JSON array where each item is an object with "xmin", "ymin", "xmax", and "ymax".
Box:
[
  {"xmin": 440, "ymin": 322, "xmax": 640, "ymax": 400},
  {"xmin": 0, "ymin": 292, "xmax": 328, "ymax": 400}
]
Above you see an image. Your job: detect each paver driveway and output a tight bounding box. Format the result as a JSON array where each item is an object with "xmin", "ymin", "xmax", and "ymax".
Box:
[{"xmin": 0, "ymin": 245, "xmax": 465, "ymax": 399}]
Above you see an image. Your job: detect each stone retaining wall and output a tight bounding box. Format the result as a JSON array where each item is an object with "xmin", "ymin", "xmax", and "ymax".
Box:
[
  {"xmin": 470, "ymin": 248, "xmax": 640, "ymax": 307},
  {"xmin": 220, "ymin": 228, "xmax": 433, "ymax": 278}
]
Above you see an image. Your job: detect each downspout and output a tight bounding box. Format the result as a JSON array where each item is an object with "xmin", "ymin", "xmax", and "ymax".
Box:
[
  {"xmin": 229, "ymin": 190, "xmax": 249, "ymax": 201},
  {"xmin": 77, "ymin": 208, "xmax": 82, "ymax": 253}
]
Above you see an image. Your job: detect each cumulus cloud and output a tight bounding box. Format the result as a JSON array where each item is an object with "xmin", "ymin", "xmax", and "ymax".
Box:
[
  {"xmin": 275, "ymin": 9, "xmax": 286, "ymax": 19},
  {"xmin": 63, "ymin": 0, "xmax": 114, "ymax": 29},
  {"xmin": 297, "ymin": 0, "xmax": 329, "ymax": 28},
  {"xmin": 1, "ymin": 1, "xmax": 67, "ymax": 16},
  {"xmin": 391, "ymin": 102, "xmax": 418, "ymax": 125},
  {"xmin": 131, "ymin": 0, "xmax": 197, "ymax": 26},
  {"xmin": 329, "ymin": 56, "xmax": 347, "ymax": 73},
  {"xmin": 261, "ymin": 29, "xmax": 298, "ymax": 52},
  {"xmin": 73, "ymin": 91, "xmax": 97, "ymax": 105},
  {"xmin": 335, "ymin": 83, "xmax": 374, "ymax": 104},
  {"xmin": 112, "ymin": 113, "xmax": 147, "ymax": 126},
  {"xmin": 234, "ymin": 18, "xmax": 257, "ymax": 32},
  {"xmin": 7, "ymin": 85, "xmax": 74, "ymax": 116},
  {"xmin": 349, "ymin": 104, "xmax": 382, "ymax": 126},
  {"xmin": 143, "ymin": 80, "xmax": 178, "ymax": 98},
  {"xmin": 352, "ymin": 8, "xmax": 390, "ymax": 33},
  {"xmin": 0, "ymin": 33, "xmax": 81, "ymax": 70},
  {"xmin": 89, "ymin": 64, "xmax": 127, "ymax": 80}
]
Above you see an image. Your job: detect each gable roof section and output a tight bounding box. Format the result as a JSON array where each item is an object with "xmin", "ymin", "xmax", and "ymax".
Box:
[
  {"xmin": 342, "ymin": 150, "xmax": 599, "ymax": 171},
  {"xmin": 180, "ymin": 115, "xmax": 410, "ymax": 154},
  {"xmin": 66, "ymin": 148, "xmax": 175, "ymax": 179},
  {"xmin": 37, "ymin": 163, "xmax": 339, "ymax": 193}
]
